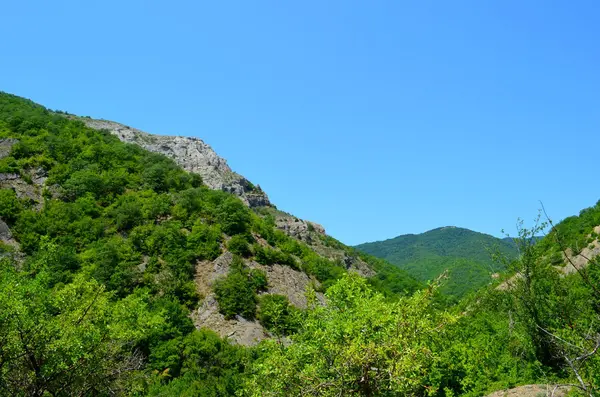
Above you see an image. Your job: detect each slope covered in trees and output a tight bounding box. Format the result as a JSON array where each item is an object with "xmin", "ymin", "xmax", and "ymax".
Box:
[
  {"xmin": 355, "ymin": 226, "xmax": 518, "ymax": 300},
  {"xmin": 1, "ymin": 91, "xmax": 599, "ymax": 396},
  {"xmin": 0, "ymin": 92, "xmax": 419, "ymax": 395}
]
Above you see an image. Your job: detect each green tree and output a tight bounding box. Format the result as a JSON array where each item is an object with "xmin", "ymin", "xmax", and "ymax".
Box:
[
  {"xmin": 243, "ymin": 274, "xmax": 455, "ymax": 396},
  {"xmin": 257, "ymin": 294, "xmax": 300, "ymax": 336},
  {"xmin": 0, "ymin": 188, "xmax": 23, "ymax": 223},
  {"xmin": 0, "ymin": 262, "xmax": 164, "ymax": 396},
  {"xmin": 214, "ymin": 258, "xmax": 267, "ymax": 320}
]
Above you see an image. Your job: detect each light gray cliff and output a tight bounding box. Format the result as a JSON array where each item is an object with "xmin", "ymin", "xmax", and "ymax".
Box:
[{"xmin": 79, "ymin": 118, "xmax": 270, "ymax": 207}]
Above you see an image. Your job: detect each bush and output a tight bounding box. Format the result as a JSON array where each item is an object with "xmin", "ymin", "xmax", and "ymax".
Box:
[
  {"xmin": 216, "ymin": 197, "xmax": 251, "ymax": 236},
  {"xmin": 214, "ymin": 271, "xmax": 257, "ymax": 320},
  {"xmin": 214, "ymin": 258, "xmax": 268, "ymax": 320},
  {"xmin": 187, "ymin": 221, "xmax": 222, "ymax": 260},
  {"xmin": 0, "ymin": 189, "xmax": 23, "ymax": 223},
  {"xmin": 254, "ymin": 244, "xmax": 298, "ymax": 270},
  {"xmin": 227, "ymin": 235, "xmax": 252, "ymax": 257},
  {"xmin": 258, "ymin": 294, "xmax": 300, "ymax": 336},
  {"xmin": 248, "ymin": 268, "xmax": 268, "ymax": 292}
]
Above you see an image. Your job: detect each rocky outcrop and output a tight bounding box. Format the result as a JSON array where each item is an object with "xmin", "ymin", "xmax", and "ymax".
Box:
[
  {"xmin": 486, "ymin": 384, "xmax": 569, "ymax": 397},
  {"xmin": 193, "ymin": 250, "xmax": 324, "ymax": 345},
  {"xmin": 560, "ymin": 225, "xmax": 600, "ymax": 275},
  {"xmin": 498, "ymin": 225, "xmax": 600, "ymax": 291},
  {"xmin": 0, "ymin": 219, "xmax": 21, "ymax": 260},
  {"xmin": 0, "ymin": 219, "xmax": 12, "ymax": 242},
  {"xmin": 77, "ymin": 118, "xmax": 270, "ymax": 208},
  {"xmin": 192, "ymin": 295, "xmax": 269, "ymax": 346},
  {"xmin": 0, "ymin": 172, "xmax": 45, "ymax": 208},
  {"xmin": 0, "ymin": 139, "xmax": 17, "ymax": 159},
  {"xmin": 275, "ymin": 215, "xmax": 326, "ymax": 243}
]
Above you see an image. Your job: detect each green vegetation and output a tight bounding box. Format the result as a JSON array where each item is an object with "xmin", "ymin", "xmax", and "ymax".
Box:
[
  {"xmin": 244, "ymin": 274, "xmax": 455, "ymax": 396},
  {"xmin": 146, "ymin": 329, "xmax": 252, "ymax": 396},
  {"xmin": 355, "ymin": 226, "xmax": 519, "ymax": 300},
  {"xmin": 257, "ymin": 294, "xmax": 301, "ymax": 336},
  {"xmin": 0, "ymin": 92, "xmax": 420, "ymax": 394},
  {"xmin": 1, "ymin": 91, "xmax": 599, "ymax": 396},
  {"xmin": 227, "ymin": 234, "xmax": 253, "ymax": 257},
  {"xmin": 214, "ymin": 256, "xmax": 268, "ymax": 319},
  {"xmin": 537, "ymin": 200, "xmax": 600, "ymax": 257},
  {"xmin": 0, "ymin": 189, "xmax": 22, "ymax": 222}
]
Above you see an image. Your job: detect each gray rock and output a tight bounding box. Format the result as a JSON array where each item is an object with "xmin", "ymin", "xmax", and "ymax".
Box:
[
  {"xmin": 275, "ymin": 213, "xmax": 326, "ymax": 242},
  {"xmin": 0, "ymin": 173, "xmax": 19, "ymax": 182},
  {"xmin": 0, "ymin": 175, "xmax": 44, "ymax": 208},
  {"xmin": 78, "ymin": 118, "xmax": 271, "ymax": 208},
  {"xmin": 192, "ymin": 295, "xmax": 269, "ymax": 346},
  {"xmin": 28, "ymin": 167, "xmax": 48, "ymax": 186},
  {"xmin": 0, "ymin": 219, "xmax": 12, "ymax": 241},
  {"xmin": 0, "ymin": 139, "xmax": 17, "ymax": 159}
]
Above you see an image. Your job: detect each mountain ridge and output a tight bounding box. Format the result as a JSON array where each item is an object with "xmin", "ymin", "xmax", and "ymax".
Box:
[
  {"xmin": 0, "ymin": 91, "xmax": 421, "ymax": 347},
  {"xmin": 355, "ymin": 226, "xmax": 518, "ymax": 299},
  {"xmin": 76, "ymin": 117, "xmax": 272, "ymax": 208}
]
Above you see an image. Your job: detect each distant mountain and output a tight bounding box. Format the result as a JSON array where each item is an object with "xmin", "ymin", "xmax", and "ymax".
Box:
[{"xmin": 355, "ymin": 227, "xmax": 518, "ymax": 300}]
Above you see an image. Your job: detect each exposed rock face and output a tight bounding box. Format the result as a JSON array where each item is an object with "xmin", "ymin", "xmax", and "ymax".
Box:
[
  {"xmin": 78, "ymin": 118, "xmax": 270, "ymax": 207},
  {"xmin": 271, "ymin": 210, "xmax": 375, "ymax": 277},
  {"xmin": 498, "ymin": 225, "xmax": 600, "ymax": 291},
  {"xmin": 486, "ymin": 384, "xmax": 569, "ymax": 397},
  {"xmin": 192, "ymin": 295, "xmax": 269, "ymax": 346},
  {"xmin": 275, "ymin": 215, "xmax": 326, "ymax": 243},
  {"xmin": 561, "ymin": 225, "xmax": 600, "ymax": 275},
  {"xmin": 0, "ymin": 219, "xmax": 22, "ymax": 261},
  {"xmin": 0, "ymin": 139, "xmax": 17, "ymax": 159},
  {"xmin": 193, "ymin": 251, "xmax": 324, "ymax": 346},
  {"xmin": 0, "ymin": 220, "xmax": 12, "ymax": 242},
  {"xmin": 0, "ymin": 172, "xmax": 45, "ymax": 208}
]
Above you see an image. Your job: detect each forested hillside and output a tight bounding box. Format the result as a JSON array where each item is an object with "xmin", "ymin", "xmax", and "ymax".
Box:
[
  {"xmin": 1, "ymin": 91, "xmax": 599, "ymax": 396},
  {"xmin": 0, "ymin": 92, "xmax": 418, "ymax": 395},
  {"xmin": 355, "ymin": 227, "xmax": 518, "ymax": 300}
]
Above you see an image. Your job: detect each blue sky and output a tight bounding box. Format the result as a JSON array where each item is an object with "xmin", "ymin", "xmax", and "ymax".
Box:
[{"xmin": 2, "ymin": 1, "xmax": 599, "ymax": 245}]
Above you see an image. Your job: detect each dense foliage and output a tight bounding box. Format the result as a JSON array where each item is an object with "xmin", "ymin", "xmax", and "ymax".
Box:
[
  {"xmin": 214, "ymin": 256, "xmax": 267, "ymax": 320},
  {"xmin": 537, "ymin": 200, "xmax": 600, "ymax": 258},
  {"xmin": 257, "ymin": 294, "xmax": 301, "ymax": 336},
  {"xmin": 244, "ymin": 274, "xmax": 455, "ymax": 396},
  {"xmin": 0, "ymin": 92, "xmax": 420, "ymax": 394},
  {"xmin": 1, "ymin": 91, "xmax": 599, "ymax": 396},
  {"xmin": 355, "ymin": 226, "xmax": 519, "ymax": 300}
]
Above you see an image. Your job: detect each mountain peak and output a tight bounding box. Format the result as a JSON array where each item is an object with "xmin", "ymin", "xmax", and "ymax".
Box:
[{"xmin": 78, "ymin": 117, "xmax": 271, "ymax": 208}]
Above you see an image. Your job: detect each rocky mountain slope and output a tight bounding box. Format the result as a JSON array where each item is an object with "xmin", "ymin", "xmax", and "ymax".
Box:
[
  {"xmin": 78, "ymin": 118, "xmax": 271, "ymax": 207},
  {"xmin": 72, "ymin": 116, "xmax": 402, "ymax": 344},
  {"xmin": 0, "ymin": 92, "xmax": 419, "ymax": 348},
  {"xmin": 3, "ymin": 92, "xmax": 600, "ymax": 395}
]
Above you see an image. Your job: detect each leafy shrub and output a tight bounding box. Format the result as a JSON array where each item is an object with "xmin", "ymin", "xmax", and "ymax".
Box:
[
  {"xmin": 248, "ymin": 268, "xmax": 268, "ymax": 292},
  {"xmin": 0, "ymin": 188, "xmax": 23, "ymax": 223},
  {"xmin": 214, "ymin": 257, "xmax": 268, "ymax": 320},
  {"xmin": 216, "ymin": 197, "xmax": 251, "ymax": 236},
  {"xmin": 258, "ymin": 294, "xmax": 300, "ymax": 336},
  {"xmin": 214, "ymin": 272, "xmax": 257, "ymax": 320},
  {"xmin": 227, "ymin": 234, "xmax": 252, "ymax": 257},
  {"xmin": 187, "ymin": 221, "xmax": 222, "ymax": 260},
  {"xmin": 147, "ymin": 329, "xmax": 248, "ymax": 396},
  {"xmin": 253, "ymin": 244, "xmax": 298, "ymax": 269}
]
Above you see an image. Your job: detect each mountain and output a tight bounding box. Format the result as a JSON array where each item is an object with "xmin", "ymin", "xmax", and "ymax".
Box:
[
  {"xmin": 0, "ymin": 91, "xmax": 425, "ymax": 393},
  {"xmin": 1, "ymin": 91, "xmax": 600, "ymax": 395},
  {"xmin": 75, "ymin": 117, "xmax": 271, "ymax": 208},
  {"xmin": 355, "ymin": 226, "xmax": 518, "ymax": 299},
  {"xmin": 0, "ymin": 91, "xmax": 420, "ymax": 346}
]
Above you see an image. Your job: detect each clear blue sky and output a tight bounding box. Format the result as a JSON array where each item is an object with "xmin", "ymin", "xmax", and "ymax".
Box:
[{"xmin": 2, "ymin": 1, "xmax": 599, "ymax": 245}]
